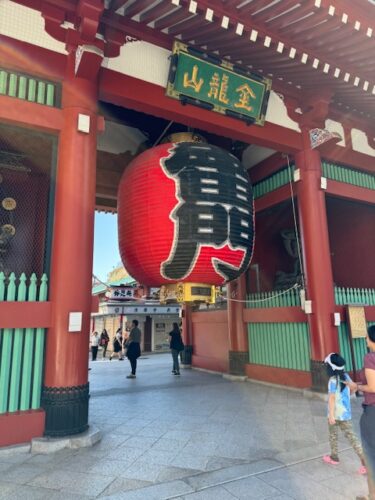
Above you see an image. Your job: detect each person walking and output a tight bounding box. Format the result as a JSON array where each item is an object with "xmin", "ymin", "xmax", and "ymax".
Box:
[
  {"xmin": 169, "ymin": 322, "xmax": 184, "ymax": 376},
  {"xmin": 110, "ymin": 327, "xmax": 124, "ymax": 361},
  {"xmin": 347, "ymin": 325, "xmax": 375, "ymax": 500},
  {"xmin": 125, "ymin": 319, "xmax": 141, "ymax": 378},
  {"xmin": 322, "ymin": 352, "xmax": 366, "ymax": 474},
  {"xmin": 100, "ymin": 328, "xmax": 109, "ymax": 358},
  {"xmin": 90, "ymin": 331, "xmax": 100, "ymax": 361}
]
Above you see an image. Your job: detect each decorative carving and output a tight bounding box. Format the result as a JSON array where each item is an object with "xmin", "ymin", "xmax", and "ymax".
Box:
[
  {"xmin": 310, "ymin": 128, "xmax": 342, "ymax": 149},
  {"xmin": 274, "ymin": 229, "xmax": 302, "ymax": 290}
]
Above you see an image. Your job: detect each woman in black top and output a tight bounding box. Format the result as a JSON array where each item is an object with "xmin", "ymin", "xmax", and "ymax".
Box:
[{"xmin": 169, "ymin": 322, "xmax": 184, "ymax": 376}]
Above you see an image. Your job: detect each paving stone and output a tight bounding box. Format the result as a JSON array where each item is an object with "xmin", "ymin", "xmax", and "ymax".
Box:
[
  {"xmin": 185, "ymin": 459, "xmax": 282, "ymax": 490},
  {"xmin": 182, "ymin": 485, "xmax": 238, "ymax": 499},
  {"xmin": 28, "ymin": 469, "xmax": 116, "ymax": 496},
  {"xmin": 99, "ymin": 477, "xmax": 152, "ymax": 497},
  {"xmin": 0, "ymin": 462, "xmax": 45, "ymax": 485},
  {"xmin": 103, "ymin": 479, "xmax": 194, "ymax": 499},
  {"xmin": 222, "ymin": 475, "xmax": 282, "ymax": 499}
]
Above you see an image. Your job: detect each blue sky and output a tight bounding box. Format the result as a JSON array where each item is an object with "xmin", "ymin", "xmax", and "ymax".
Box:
[{"xmin": 93, "ymin": 212, "xmax": 121, "ymax": 282}]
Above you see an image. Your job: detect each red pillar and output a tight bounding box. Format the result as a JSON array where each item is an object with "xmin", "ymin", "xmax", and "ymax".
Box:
[
  {"xmin": 295, "ymin": 134, "xmax": 339, "ymax": 390},
  {"xmin": 42, "ymin": 53, "xmax": 98, "ymax": 436},
  {"xmin": 227, "ymin": 274, "xmax": 248, "ymax": 375}
]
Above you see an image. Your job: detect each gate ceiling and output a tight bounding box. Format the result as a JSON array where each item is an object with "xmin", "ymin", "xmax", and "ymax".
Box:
[{"xmin": 10, "ymin": 0, "xmax": 375, "ymax": 120}]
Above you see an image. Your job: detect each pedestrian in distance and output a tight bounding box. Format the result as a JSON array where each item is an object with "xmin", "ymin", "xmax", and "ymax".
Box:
[
  {"xmin": 100, "ymin": 328, "xmax": 110, "ymax": 358},
  {"xmin": 90, "ymin": 331, "xmax": 100, "ymax": 361},
  {"xmin": 110, "ymin": 327, "xmax": 124, "ymax": 361},
  {"xmin": 346, "ymin": 325, "xmax": 375, "ymax": 500},
  {"xmin": 125, "ymin": 319, "xmax": 141, "ymax": 378},
  {"xmin": 322, "ymin": 352, "xmax": 367, "ymax": 475},
  {"xmin": 169, "ymin": 322, "xmax": 184, "ymax": 376}
]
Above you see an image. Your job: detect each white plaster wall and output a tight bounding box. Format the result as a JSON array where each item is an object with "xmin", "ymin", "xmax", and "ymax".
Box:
[
  {"xmin": 103, "ymin": 40, "xmax": 170, "ymax": 88},
  {"xmin": 0, "ymin": 0, "xmax": 66, "ymax": 54},
  {"xmin": 351, "ymin": 128, "xmax": 375, "ymax": 157},
  {"xmin": 265, "ymin": 91, "xmax": 301, "ymax": 132},
  {"xmin": 325, "ymin": 119, "xmax": 345, "ymax": 146}
]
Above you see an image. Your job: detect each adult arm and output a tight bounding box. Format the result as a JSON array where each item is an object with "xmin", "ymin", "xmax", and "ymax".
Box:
[{"xmin": 355, "ymin": 368, "xmax": 375, "ymax": 393}]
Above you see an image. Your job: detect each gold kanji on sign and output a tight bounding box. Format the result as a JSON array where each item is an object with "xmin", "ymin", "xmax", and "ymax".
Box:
[
  {"xmin": 183, "ymin": 65, "xmax": 204, "ymax": 92},
  {"xmin": 234, "ymin": 83, "xmax": 256, "ymax": 112},
  {"xmin": 208, "ymin": 73, "xmax": 229, "ymax": 104}
]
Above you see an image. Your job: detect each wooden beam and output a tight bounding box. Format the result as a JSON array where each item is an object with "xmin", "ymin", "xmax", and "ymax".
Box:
[
  {"xmin": 100, "ymin": 70, "xmax": 303, "ymax": 153},
  {"xmin": 0, "ymin": 95, "xmax": 63, "ymax": 133}
]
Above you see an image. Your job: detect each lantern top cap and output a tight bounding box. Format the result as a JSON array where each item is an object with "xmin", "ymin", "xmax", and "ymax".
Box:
[{"xmin": 162, "ymin": 132, "xmax": 206, "ymax": 144}]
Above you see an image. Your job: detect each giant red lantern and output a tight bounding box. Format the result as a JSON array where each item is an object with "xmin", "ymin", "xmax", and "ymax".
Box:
[{"xmin": 118, "ymin": 139, "xmax": 254, "ymax": 292}]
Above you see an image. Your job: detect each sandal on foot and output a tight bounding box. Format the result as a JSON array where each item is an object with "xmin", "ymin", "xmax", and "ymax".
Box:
[{"xmin": 323, "ymin": 455, "xmax": 339, "ymax": 465}]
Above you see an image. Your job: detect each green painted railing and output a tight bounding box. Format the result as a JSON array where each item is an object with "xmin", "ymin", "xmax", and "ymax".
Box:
[
  {"xmin": 0, "ymin": 273, "xmax": 48, "ymax": 414},
  {"xmin": 334, "ymin": 287, "xmax": 375, "ymax": 305},
  {"xmin": 338, "ymin": 322, "xmax": 375, "ymax": 371},
  {"xmin": 0, "ymin": 68, "xmax": 60, "ymax": 107},
  {"xmin": 253, "ymin": 165, "xmax": 294, "ymax": 199},
  {"xmin": 247, "ymin": 288, "xmax": 301, "ymax": 308},
  {"xmin": 322, "ymin": 161, "xmax": 375, "ymax": 191},
  {"xmin": 248, "ymin": 322, "xmax": 310, "ymax": 371}
]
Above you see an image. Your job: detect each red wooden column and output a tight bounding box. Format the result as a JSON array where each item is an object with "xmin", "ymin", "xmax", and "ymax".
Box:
[
  {"xmin": 42, "ymin": 53, "xmax": 99, "ymax": 436},
  {"xmin": 227, "ymin": 273, "xmax": 249, "ymax": 375},
  {"xmin": 295, "ymin": 132, "xmax": 339, "ymax": 391}
]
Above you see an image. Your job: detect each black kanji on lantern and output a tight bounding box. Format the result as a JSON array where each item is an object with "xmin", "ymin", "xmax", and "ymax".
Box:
[{"xmin": 161, "ymin": 143, "xmax": 254, "ymax": 281}]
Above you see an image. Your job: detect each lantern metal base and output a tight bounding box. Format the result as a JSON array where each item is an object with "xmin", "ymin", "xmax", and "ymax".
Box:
[{"xmin": 160, "ymin": 283, "xmax": 216, "ymax": 304}]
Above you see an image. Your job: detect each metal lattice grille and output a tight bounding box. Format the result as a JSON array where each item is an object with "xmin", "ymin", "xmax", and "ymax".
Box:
[{"xmin": 0, "ymin": 123, "xmax": 56, "ymax": 278}]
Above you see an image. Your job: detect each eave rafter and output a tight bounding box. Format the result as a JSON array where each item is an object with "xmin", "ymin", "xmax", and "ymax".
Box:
[{"xmin": 8, "ymin": 0, "xmax": 375, "ymax": 121}]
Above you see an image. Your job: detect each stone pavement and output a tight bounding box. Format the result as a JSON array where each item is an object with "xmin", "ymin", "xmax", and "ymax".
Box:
[{"xmin": 0, "ymin": 353, "xmax": 369, "ymax": 499}]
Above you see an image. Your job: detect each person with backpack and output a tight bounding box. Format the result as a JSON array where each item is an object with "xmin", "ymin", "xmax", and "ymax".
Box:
[
  {"xmin": 323, "ymin": 352, "xmax": 366, "ymax": 475},
  {"xmin": 169, "ymin": 322, "xmax": 184, "ymax": 376}
]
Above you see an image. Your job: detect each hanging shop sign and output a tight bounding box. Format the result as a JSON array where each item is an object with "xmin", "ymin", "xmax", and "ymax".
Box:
[
  {"xmin": 105, "ymin": 286, "xmax": 136, "ymax": 301},
  {"xmin": 166, "ymin": 41, "xmax": 272, "ymax": 126},
  {"xmin": 117, "ymin": 139, "xmax": 255, "ymax": 303}
]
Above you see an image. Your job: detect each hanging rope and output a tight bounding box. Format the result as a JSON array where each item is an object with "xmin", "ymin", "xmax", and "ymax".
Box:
[
  {"xmin": 222, "ymin": 153, "xmax": 305, "ymax": 305},
  {"xmin": 219, "ymin": 282, "xmax": 301, "ymax": 304},
  {"xmin": 152, "ymin": 120, "xmax": 174, "ymax": 147},
  {"xmin": 286, "ymin": 154, "xmax": 306, "ymax": 290}
]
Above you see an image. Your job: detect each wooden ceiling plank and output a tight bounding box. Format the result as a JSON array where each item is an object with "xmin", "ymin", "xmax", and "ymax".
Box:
[
  {"xmin": 167, "ymin": 14, "xmax": 204, "ymax": 36},
  {"xmin": 252, "ymin": 0, "xmax": 302, "ymax": 24},
  {"xmin": 237, "ymin": 0, "xmax": 276, "ymax": 16},
  {"xmin": 154, "ymin": 6, "xmax": 190, "ymax": 30},
  {"xmin": 109, "ymin": 0, "xmax": 130, "ymax": 14},
  {"xmin": 139, "ymin": 0, "xmax": 177, "ymax": 25},
  {"xmin": 181, "ymin": 19, "xmax": 221, "ymax": 41},
  {"xmin": 124, "ymin": 0, "xmax": 155, "ymax": 19}
]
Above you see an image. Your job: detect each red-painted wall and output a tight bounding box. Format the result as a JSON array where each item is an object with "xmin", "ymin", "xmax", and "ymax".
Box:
[
  {"xmin": 191, "ymin": 310, "xmax": 229, "ymax": 372},
  {"xmin": 327, "ymin": 197, "xmax": 375, "ymax": 288},
  {"xmin": 249, "ymin": 201, "xmax": 296, "ymax": 292}
]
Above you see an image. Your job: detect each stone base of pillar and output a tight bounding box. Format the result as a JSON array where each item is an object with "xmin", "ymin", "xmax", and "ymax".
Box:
[
  {"xmin": 310, "ymin": 360, "xmax": 329, "ymax": 392},
  {"xmin": 229, "ymin": 351, "xmax": 248, "ymax": 376},
  {"xmin": 42, "ymin": 383, "xmax": 89, "ymax": 437},
  {"xmin": 180, "ymin": 345, "xmax": 193, "ymax": 365}
]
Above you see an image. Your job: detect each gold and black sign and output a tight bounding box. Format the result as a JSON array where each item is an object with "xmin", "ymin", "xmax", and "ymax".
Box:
[{"xmin": 166, "ymin": 41, "xmax": 272, "ymax": 126}]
